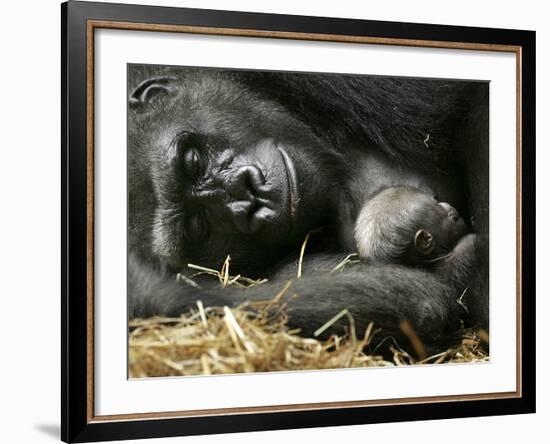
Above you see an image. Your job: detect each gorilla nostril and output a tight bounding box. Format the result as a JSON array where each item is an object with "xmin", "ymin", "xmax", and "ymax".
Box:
[
  {"xmin": 229, "ymin": 165, "xmax": 265, "ymax": 199},
  {"xmin": 248, "ymin": 166, "xmax": 266, "ymax": 192}
]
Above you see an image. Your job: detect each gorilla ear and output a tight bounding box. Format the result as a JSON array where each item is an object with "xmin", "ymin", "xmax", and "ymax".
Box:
[
  {"xmin": 129, "ymin": 76, "xmax": 177, "ymax": 111},
  {"xmin": 414, "ymin": 229, "xmax": 435, "ymax": 255}
]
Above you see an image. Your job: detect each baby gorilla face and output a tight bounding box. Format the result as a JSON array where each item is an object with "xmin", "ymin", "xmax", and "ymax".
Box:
[
  {"xmin": 412, "ymin": 194, "xmax": 468, "ymax": 256},
  {"xmin": 354, "ymin": 186, "xmax": 469, "ymax": 264}
]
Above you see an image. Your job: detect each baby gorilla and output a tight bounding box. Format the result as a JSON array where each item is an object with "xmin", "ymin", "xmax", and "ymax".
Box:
[{"xmin": 354, "ymin": 186, "xmax": 477, "ymax": 289}]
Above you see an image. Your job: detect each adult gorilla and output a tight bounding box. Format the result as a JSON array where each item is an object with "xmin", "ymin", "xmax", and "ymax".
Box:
[{"xmin": 128, "ymin": 64, "xmax": 488, "ymax": 352}]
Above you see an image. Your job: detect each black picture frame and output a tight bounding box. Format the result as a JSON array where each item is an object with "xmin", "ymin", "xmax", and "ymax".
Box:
[{"xmin": 62, "ymin": 1, "xmax": 536, "ymax": 442}]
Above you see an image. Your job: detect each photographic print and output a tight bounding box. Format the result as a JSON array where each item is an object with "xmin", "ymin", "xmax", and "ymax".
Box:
[
  {"xmin": 63, "ymin": 2, "xmax": 535, "ymax": 440},
  {"xmin": 127, "ymin": 65, "xmax": 489, "ymax": 378}
]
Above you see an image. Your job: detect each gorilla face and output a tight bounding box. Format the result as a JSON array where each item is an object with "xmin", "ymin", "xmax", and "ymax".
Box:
[{"xmin": 130, "ymin": 71, "xmax": 336, "ymax": 273}]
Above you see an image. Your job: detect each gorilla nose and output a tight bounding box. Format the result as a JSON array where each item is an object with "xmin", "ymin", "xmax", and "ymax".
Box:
[
  {"xmin": 225, "ymin": 166, "xmax": 276, "ymax": 233},
  {"xmin": 227, "ymin": 165, "xmax": 266, "ymax": 200}
]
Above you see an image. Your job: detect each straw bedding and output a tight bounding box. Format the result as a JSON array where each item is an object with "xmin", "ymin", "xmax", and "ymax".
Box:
[{"xmin": 129, "ymin": 254, "xmax": 488, "ymax": 378}]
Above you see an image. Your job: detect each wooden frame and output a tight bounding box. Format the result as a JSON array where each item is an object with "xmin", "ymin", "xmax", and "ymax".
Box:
[{"xmin": 62, "ymin": 1, "xmax": 536, "ymax": 442}]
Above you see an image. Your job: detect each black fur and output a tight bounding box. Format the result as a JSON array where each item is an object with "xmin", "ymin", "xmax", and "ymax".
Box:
[{"xmin": 127, "ymin": 64, "xmax": 489, "ymax": 352}]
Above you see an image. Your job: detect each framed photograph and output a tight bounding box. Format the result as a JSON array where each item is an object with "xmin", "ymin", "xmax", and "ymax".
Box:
[{"xmin": 62, "ymin": 1, "xmax": 536, "ymax": 442}]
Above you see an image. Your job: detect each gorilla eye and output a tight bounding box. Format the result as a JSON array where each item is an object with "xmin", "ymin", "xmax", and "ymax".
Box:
[
  {"xmin": 182, "ymin": 146, "xmax": 202, "ymax": 179},
  {"xmin": 174, "ymin": 132, "xmax": 205, "ymax": 181}
]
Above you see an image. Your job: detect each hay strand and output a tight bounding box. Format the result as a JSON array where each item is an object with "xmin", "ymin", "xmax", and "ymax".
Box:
[{"xmin": 297, "ymin": 232, "xmax": 311, "ymax": 278}]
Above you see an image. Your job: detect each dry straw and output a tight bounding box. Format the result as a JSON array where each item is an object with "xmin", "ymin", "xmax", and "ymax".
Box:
[{"xmin": 129, "ymin": 248, "xmax": 488, "ymax": 378}]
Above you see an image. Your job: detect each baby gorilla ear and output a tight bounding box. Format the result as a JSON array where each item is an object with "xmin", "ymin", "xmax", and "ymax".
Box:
[
  {"xmin": 129, "ymin": 76, "xmax": 177, "ymax": 111},
  {"xmin": 414, "ymin": 229, "xmax": 435, "ymax": 255}
]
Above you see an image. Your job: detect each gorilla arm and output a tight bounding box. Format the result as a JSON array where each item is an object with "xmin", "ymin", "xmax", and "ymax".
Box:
[
  {"xmin": 129, "ymin": 253, "xmax": 467, "ymax": 349},
  {"xmin": 433, "ymin": 233, "xmax": 479, "ymax": 292}
]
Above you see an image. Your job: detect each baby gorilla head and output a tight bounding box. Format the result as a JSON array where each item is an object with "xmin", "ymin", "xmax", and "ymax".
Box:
[{"xmin": 354, "ymin": 186, "xmax": 468, "ymax": 265}]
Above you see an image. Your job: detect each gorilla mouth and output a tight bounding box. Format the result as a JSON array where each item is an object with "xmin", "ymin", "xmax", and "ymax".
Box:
[{"xmin": 277, "ymin": 146, "xmax": 298, "ymax": 222}]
